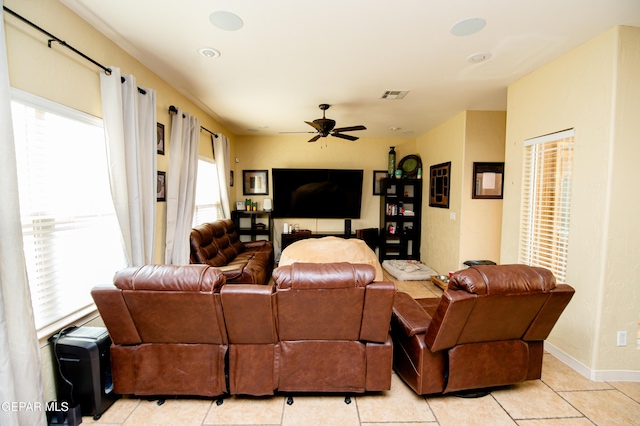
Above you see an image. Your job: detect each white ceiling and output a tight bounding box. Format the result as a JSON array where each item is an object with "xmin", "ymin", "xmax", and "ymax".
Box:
[{"xmin": 61, "ymin": 0, "xmax": 640, "ymax": 139}]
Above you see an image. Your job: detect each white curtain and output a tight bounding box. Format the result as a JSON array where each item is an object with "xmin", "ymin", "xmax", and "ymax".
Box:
[
  {"xmin": 0, "ymin": 2, "xmax": 47, "ymax": 424},
  {"xmin": 213, "ymin": 133, "xmax": 231, "ymax": 218},
  {"xmin": 165, "ymin": 108, "xmax": 200, "ymax": 264},
  {"xmin": 100, "ymin": 67, "xmax": 157, "ymax": 266}
]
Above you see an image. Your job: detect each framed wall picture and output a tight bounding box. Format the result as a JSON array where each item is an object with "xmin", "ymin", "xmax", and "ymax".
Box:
[
  {"xmin": 472, "ymin": 162, "xmax": 504, "ymax": 199},
  {"xmin": 373, "ymin": 170, "xmax": 387, "ymax": 195},
  {"xmin": 157, "ymin": 122, "xmax": 165, "ymax": 155},
  {"xmin": 243, "ymin": 170, "xmax": 269, "ymax": 195},
  {"xmin": 157, "ymin": 171, "xmax": 166, "ymax": 201},
  {"xmin": 429, "ymin": 161, "xmax": 451, "ymax": 208}
]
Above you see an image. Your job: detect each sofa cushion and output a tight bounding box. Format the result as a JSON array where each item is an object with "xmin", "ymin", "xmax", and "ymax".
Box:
[
  {"xmin": 114, "ymin": 264, "xmax": 225, "ymax": 292},
  {"xmin": 273, "ymin": 262, "xmax": 375, "ymax": 289},
  {"xmin": 273, "ymin": 263, "xmax": 386, "ymax": 342},
  {"xmin": 109, "ymin": 265, "xmax": 228, "ymax": 345},
  {"xmin": 449, "ymin": 264, "xmax": 556, "ymax": 295}
]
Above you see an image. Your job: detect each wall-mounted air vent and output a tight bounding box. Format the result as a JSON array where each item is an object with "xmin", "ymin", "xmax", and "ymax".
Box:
[{"xmin": 380, "ymin": 90, "xmax": 409, "ymax": 100}]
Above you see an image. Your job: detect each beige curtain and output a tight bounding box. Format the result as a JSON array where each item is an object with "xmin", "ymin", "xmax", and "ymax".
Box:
[
  {"xmin": 0, "ymin": 2, "xmax": 47, "ymax": 424},
  {"xmin": 213, "ymin": 133, "xmax": 231, "ymax": 218},
  {"xmin": 100, "ymin": 67, "xmax": 157, "ymax": 266},
  {"xmin": 165, "ymin": 108, "xmax": 200, "ymax": 264}
]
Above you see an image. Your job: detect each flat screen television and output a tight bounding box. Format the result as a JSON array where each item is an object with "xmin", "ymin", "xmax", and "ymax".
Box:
[{"xmin": 272, "ymin": 168, "xmax": 364, "ymax": 218}]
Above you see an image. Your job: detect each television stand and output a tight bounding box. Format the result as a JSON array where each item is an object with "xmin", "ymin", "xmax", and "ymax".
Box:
[{"xmin": 281, "ymin": 231, "xmax": 356, "ymax": 250}]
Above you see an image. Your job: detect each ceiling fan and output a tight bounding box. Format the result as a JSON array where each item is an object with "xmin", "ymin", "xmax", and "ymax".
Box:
[{"xmin": 281, "ymin": 104, "xmax": 366, "ymax": 142}]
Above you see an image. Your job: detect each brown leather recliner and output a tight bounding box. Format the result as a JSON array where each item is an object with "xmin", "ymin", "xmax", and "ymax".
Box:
[
  {"xmin": 91, "ymin": 264, "xmax": 228, "ymax": 397},
  {"xmin": 220, "ymin": 262, "xmax": 396, "ymax": 395},
  {"xmin": 390, "ymin": 264, "xmax": 575, "ymax": 395}
]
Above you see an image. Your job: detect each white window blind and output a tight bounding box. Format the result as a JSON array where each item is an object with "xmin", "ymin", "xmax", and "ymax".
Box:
[
  {"xmin": 520, "ymin": 129, "xmax": 574, "ymax": 283},
  {"xmin": 11, "ymin": 89, "xmax": 127, "ymax": 335},
  {"xmin": 192, "ymin": 157, "xmax": 223, "ymax": 226}
]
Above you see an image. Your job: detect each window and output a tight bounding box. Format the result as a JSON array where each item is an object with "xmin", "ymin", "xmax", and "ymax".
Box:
[
  {"xmin": 520, "ymin": 129, "xmax": 574, "ymax": 283},
  {"xmin": 192, "ymin": 156, "xmax": 223, "ymax": 226},
  {"xmin": 11, "ymin": 89, "xmax": 127, "ymax": 336}
]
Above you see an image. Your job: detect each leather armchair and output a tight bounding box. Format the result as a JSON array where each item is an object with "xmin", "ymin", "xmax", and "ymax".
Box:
[
  {"xmin": 91, "ymin": 264, "xmax": 228, "ymax": 397},
  {"xmin": 220, "ymin": 262, "xmax": 396, "ymax": 395},
  {"xmin": 391, "ymin": 264, "xmax": 575, "ymax": 395}
]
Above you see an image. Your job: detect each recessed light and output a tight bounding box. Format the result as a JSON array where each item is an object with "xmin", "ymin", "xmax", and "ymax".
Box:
[
  {"xmin": 209, "ymin": 11, "xmax": 244, "ymax": 31},
  {"xmin": 467, "ymin": 52, "xmax": 492, "ymax": 63},
  {"xmin": 390, "ymin": 127, "xmax": 402, "ymax": 131},
  {"xmin": 198, "ymin": 47, "xmax": 221, "ymax": 58},
  {"xmin": 450, "ymin": 18, "xmax": 486, "ymax": 37}
]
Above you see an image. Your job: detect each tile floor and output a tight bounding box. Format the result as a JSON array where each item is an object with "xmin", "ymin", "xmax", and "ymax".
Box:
[{"xmin": 81, "ymin": 275, "xmax": 640, "ymax": 426}]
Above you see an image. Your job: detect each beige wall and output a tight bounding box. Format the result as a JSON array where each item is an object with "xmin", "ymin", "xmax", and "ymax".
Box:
[
  {"xmin": 417, "ymin": 112, "xmax": 465, "ymax": 274},
  {"xmin": 416, "ymin": 111, "xmax": 505, "ymax": 275},
  {"xmin": 501, "ymin": 26, "xmax": 640, "ymax": 377},
  {"xmin": 460, "ymin": 111, "xmax": 505, "ymax": 268},
  {"xmin": 233, "ymin": 135, "xmax": 416, "ymax": 254}
]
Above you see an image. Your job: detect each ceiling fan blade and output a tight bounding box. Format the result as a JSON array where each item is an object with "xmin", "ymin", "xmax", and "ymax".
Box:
[
  {"xmin": 331, "ymin": 133, "xmax": 358, "ymax": 141},
  {"xmin": 332, "ymin": 125, "xmax": 366, "ymax": 133},
  {"xmin": 279, "ymin": 131, "xmax": 317, "ymax": 134},
  {"xmin": 308, "ymin": 134, "xmax": 322, "ymax": 142},
  {"xmin": 305, "ymin": 121, "xmax": 323, "ymax": 132}
]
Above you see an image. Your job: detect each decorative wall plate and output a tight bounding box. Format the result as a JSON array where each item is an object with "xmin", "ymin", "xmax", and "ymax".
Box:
[{"xmin": 398, "ymin": 154, "xmax": 422, "ymax": 178}]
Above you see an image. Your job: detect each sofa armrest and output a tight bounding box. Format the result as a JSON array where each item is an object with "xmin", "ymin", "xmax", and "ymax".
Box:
[
  {"xmin": 213, "ymin": 264, "xmax": 245, "ymax": 281},
  {"xmin": 243, "ymin": 240, "xmax": 271, "ymax": 250},
  {"xmin": 361, "ymin": 281, "xmax": 396, "ymax": 342},
  {"xmin": 524, "ymin": 283, "xmax": 575, "ymax": 341},
  {"xmin": 391, "ymin": 291, "xmax": 432, "ymax": 337},
  {"xmin": 91, "ymin": 285, "xmax": 141, "ymax": 345},
  {"xmin": 221, "ymin": 284, "xmax": 277, "ymax": 344}
]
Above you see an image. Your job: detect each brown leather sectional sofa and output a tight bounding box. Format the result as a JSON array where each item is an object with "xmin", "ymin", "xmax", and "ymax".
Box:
[
  {"xmin": 92, "ymin": 261, "xmax": 574, "ymax": 399},
  {"xmin": 91, "ymin": 262, "xmax": 396, "ymax": 398},
  {"xmin": 390, "ymin": 264, "xmax": 575, "ymax": 395},
  {"xmin": 189, "ymin": 219, "xmax": 273, "ymax": 285}
]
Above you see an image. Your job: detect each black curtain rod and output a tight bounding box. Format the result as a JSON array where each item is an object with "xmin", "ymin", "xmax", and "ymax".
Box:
[
  {"xmin": 3, "ymin": 6, "xmax": 112, "ymax": 75},
  {"xmin": 168, "ymin": 105, "xmax": 218, "ymax": 138},
  {"xmin": 201, "ymin": 126, "xmax": 218, "ymax": 138},
  {"xmin": 120, "ymin": 76, "xmax": 147, "ymax": 95}
]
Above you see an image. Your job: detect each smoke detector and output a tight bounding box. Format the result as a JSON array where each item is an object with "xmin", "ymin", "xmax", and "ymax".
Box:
[
  {"xmin": 467, "ymin": 52, "xmax": 492, "ymax": 63},
  {"xmin": 198, "ymin": 47, "xmax": 221, "ymax": 58}
]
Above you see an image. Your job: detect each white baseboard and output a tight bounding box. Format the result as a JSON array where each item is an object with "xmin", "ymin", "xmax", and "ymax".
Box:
[{"xmin": 544, "ymin": 341, "xmax": 640, "ymax": 382}]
